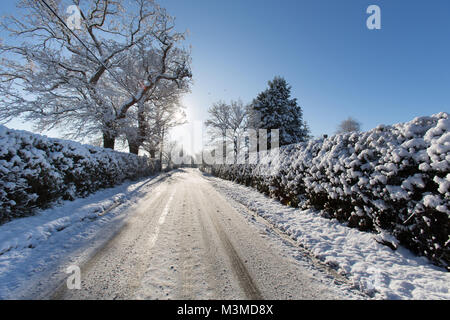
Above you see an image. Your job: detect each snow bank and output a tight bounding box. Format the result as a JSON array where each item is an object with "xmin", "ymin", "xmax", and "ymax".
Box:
[
  {"xmin": 203, "ymin": 113, "xmax": 450, "ymax": 269},
  {"xmin": 0, "ymin": 126, "xmax": 158, "ymax": 224},
  {"xmin": 0, "ymin": 174, "xmax": 163, "ymax": 299},
  {"xmin": 205, "ymin": 174, "xmax": 449, "ymax": 300}
]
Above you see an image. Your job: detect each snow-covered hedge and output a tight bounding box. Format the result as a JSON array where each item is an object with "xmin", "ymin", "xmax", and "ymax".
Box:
[
  {"xmin": 0, "ymin": 126, "xmax": 159, "ymax": 224},
  {"xmin": 204, "ymin": 113, "xmax": 450, "ymax": 269}
]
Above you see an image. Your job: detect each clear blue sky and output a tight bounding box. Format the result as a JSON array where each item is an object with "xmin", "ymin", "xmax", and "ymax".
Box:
[
  {"xmin": 162, "ymin": 0, "xmax": 450, "ymax": 139},
  {"xmin": 1, "ymin": 0, "xmax": 450, "ymax": 145}
]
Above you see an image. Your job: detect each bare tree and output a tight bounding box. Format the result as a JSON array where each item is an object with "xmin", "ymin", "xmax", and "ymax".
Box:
[
  {"xmin": 156, "ymin": 139, "xmax": 183, "ymax": 170},
  {"xmin": 228, "ymin": 100, "xmax": 247, "ymax": 160},
  {"xmin": 117, "ymin": 51, "xmax": 190, "ymax": 155},
  {"xmin": 205, "ymin": 101, "xmax": 230, "ymax": 138},
  {"xmin": 205, "ymin": 100, "xmax": 247, "ymax": 163},
  {"xmin": 336, "ymin": 117, "xmax": 361, "ymax": 134},
  {"xmin": 0, "ymin": 0, "xmax": 191, "ymax": 149},
  {"xmin": 141, "ymin": 87, "xmax": 186, "ymax": 164}
]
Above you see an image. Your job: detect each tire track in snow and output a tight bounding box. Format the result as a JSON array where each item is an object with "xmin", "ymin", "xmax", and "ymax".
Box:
[
  {"xmin": 50, "ymin": 184, "xmax": 171, "ymax": 300},
  {"xmin": 193, "ymin": 185, "xmax": 263, "ymax": 300}
]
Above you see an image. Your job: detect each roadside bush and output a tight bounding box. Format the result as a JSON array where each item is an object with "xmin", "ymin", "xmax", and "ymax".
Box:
[
  {"xmin": 203, "ymin": 113, "xmax": 450, "ymax": 269},
  {"xmin": 0, "ymin": 126, "xmax": 159, "ymax": 224}
]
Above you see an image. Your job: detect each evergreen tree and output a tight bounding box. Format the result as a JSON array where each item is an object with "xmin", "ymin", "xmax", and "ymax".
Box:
[{"xmin": 251, "ymin": 76, "xmax": 310, "ymax": 147}]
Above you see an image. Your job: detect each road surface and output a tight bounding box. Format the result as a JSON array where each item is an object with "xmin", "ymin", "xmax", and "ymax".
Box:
[{"xmin": 51, "ymin": 169, "xmax": 356, "ymax": 300}]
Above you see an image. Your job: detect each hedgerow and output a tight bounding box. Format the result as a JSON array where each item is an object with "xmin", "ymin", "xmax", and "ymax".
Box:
[
  {"xmin": 0, "ymin": 126, "xmax": 159, "ymax": 224},
  {"xmin": 203, "ymin": 113, "xmax": 449, "ymax": 269}
]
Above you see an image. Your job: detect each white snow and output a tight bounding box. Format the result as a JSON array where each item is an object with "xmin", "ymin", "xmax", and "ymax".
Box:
[
  {"xmin": 204, "ymin": 173, "xmax": 450, "ymax": 300},
  {"xmin": 207, "ymin": 112, "xmax": 450, "ymax": 268},
  {"xmin": 0, "ymin": 125, "xmax": 157, "ymax": 223},
  {"xmin": 0, "ymin": 173, "xmax": 166, "ymax": 299}
]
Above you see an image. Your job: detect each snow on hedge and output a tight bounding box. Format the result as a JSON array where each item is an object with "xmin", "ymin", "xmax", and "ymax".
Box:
[
  {"xmin": 0, "ymin": 126, "xmax": 158, "ymax": 224},
  {"xmin": 205, "ymin": 112, "xmax": 450, "ymax": 269},
  {"xmin": 205, "ymin": 174, "xmax": 449, "ymax": 300}
]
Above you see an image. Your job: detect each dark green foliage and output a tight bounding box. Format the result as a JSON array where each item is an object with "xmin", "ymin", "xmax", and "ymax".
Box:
[
  {"xmin": 202, "ymin": 113, "xmax": 450, "ymax": 270},
  {"xmin": 0, "ymin": 127, "xmax": 159, "ymax": 224}
]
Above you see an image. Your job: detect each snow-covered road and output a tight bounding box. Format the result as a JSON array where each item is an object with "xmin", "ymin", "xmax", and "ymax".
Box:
[
  {"xmin": 2, "ymin": 168, "xmax": 447, "ymax": 300},
  {"xmin": 49, "ymin": 169, "xmax": 358, "ymax": 300}
]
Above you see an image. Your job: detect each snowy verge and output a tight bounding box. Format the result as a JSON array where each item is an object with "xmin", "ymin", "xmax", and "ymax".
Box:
[
  {"xmin": 0, "ymin": 173, "xmax": 167, "ymax": 299},
  {"xmin": 0, "ymin": 125, "xmax": 159, "ymax": 224},
  {"xmin": 203, "ymin": 113, "xmax": 449, "ymax": 269},
  {"xmin": 204, "ymin": 173, "xmax": 450, "ymax": 300}
]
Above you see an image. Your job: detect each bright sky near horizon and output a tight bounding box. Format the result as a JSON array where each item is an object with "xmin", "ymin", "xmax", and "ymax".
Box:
[{"xmin": 1, "ymin": 0, "xmax": 450, "ymax": 154}]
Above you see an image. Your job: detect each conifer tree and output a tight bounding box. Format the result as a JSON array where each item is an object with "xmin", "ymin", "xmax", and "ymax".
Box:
[{"xmin": 251, "ymin": 76, "xmax": 310, "ymax": 147}]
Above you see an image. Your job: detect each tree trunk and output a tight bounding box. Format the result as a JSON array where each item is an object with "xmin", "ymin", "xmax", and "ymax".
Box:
[
  {"xmin": 127, "ymin": 104, "xmax": 148, "ymax": 155},
  {"xmin": 159, "ymin": 127, "xmax": 165, "ymax": 171},
  {"xmin": 129, "ymin": 142, "xmax": 140, "ymax": 155},
  {"xmin": 158, "ymin": 149, "xmax": 163, "ymax": 171},
  {"xmin": 233, "ymin": 135, "xmax": 238, "ymax": 164},
  {"xmin": 103, "ymin": 132, "xmax": 115, "ymax": 149}
]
